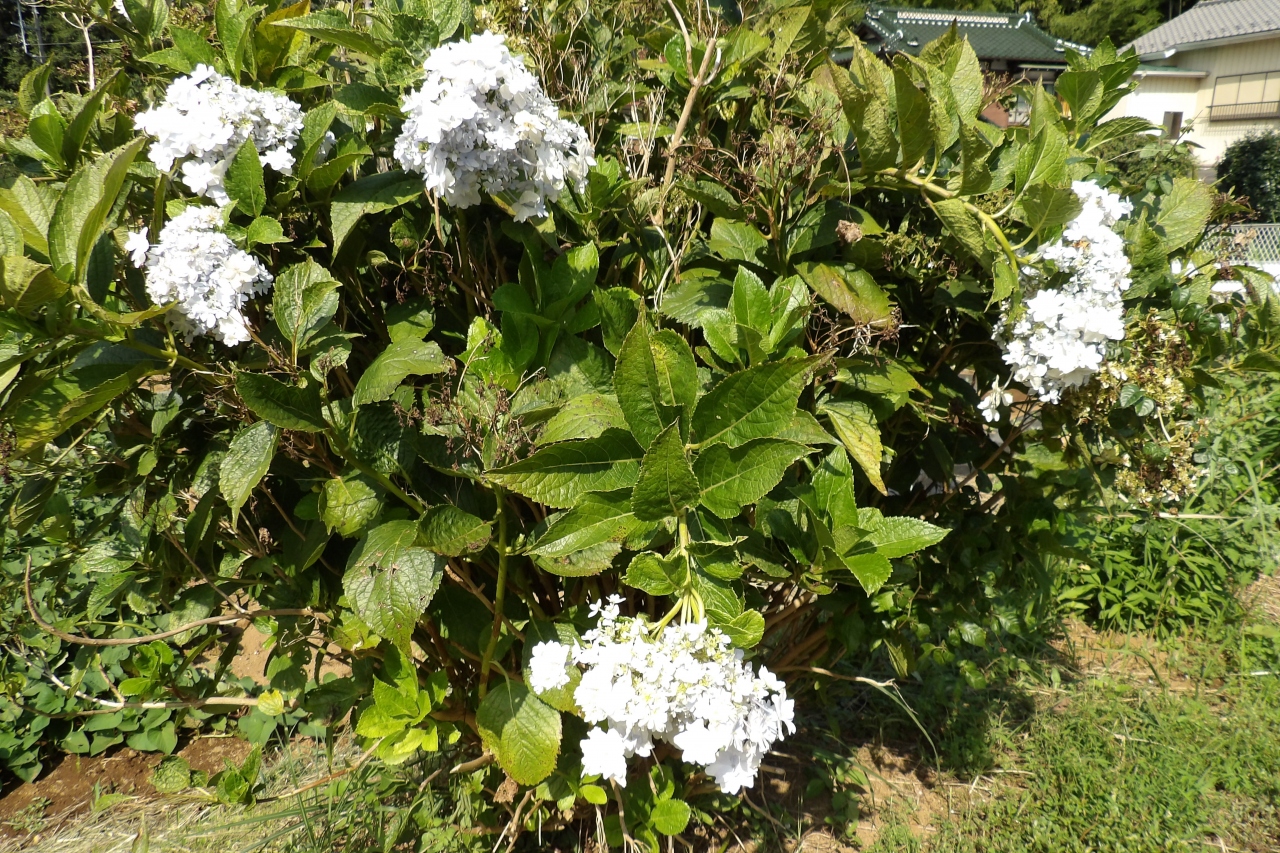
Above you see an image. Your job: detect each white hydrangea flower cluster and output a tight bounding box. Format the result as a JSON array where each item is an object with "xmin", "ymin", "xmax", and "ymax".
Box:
[
  {"xmin": 528, "ymin": 595, "xmax": 794, "ymax": 795},
  {"xmin": 134, "ymin": 65, "xmax": 304, "ymax": 206},
  {"xmin": 127, "ymin": 206, "xmax": 272, "ymax": 346},
  {"xmin": 394, "ymin": 32, "xmax": 595, "ymax": 222},
  {"xmin": 996, "ymin": 181, "xmax": 1135, "ymax": 403}
]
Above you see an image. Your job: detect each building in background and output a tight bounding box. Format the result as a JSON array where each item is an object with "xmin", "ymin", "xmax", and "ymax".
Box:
[
  {"xmin": 1109, "ymin": 0, "xmax": 1280, "ymax": 179},
  {"xmin": 854, "ymin": 5, "xmax": 1089, "ymax": 126}
]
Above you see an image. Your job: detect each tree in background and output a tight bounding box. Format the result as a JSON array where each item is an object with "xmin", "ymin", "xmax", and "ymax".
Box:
[
  {"xmin": 1218, "ymin": 131, "xmax": 1280, "ymax": 222},
  {"xmin": 903, "ymin": 0, "xmax": 1192, "ymax": 50},
  {"xmin": 1, "ymin": 0, "xmax": 114, "ymax": 93}
]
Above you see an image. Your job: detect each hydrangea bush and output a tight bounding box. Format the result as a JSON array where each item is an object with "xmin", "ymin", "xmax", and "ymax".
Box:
[{"xmin": 2, "ymin": 0, "xmax": 1279, "ymax": 844}]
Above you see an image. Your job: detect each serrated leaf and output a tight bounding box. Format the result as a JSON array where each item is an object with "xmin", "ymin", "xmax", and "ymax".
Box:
[
  {"xmin": 531, "ymin": 490, "xmax": 640, "ymax": 557},
  {"xmin": 651, "ymin": 799, "xmax": 692, "ymax": 836},
  {"xmin": 271, "ymin": 10, "xmax": 390, "ymax": 56},
  {"xmin": 331, "ymin": 171, "xmax": 422, "ymax": 252},
  {"xmin": 624, "ymin": 551, "xmax": 683, "ymax": 596},
  {"xmin": 476, "ymin": 681, "xmax": 561, "ymax": 786},
  {"xmin": 1155, "ymin": 177, "xmax": 1213, "ymax": 251},
  {"xmin": 2, "ymin": 255, "xmax": 67, "ymax": 313},
  {"xmin": 795, "ymin": 262, "xmax": 893, "ymax": 327},
  {"xmin": 235, "ymin": 373, "xmax": 326, "ymax": 432},
  {"xmin": 219, "ymin": 421, "xmax": 276, "ymax": 523},
  {"xmin": 353, "ymin": 340, "xmax": 447, "ymax": 406},
  {"xmin": 1014, "ymin": 184, "xmax": 1084, "ymax": 234},
  {"xmin": 631, "ymin": 423, "xmax": 700, "ymax": 521},
  {"xmin": 273, "ymin": 259, "xmax": 340, "ymax": 354},
  {"xmin": 708, "ymin": 219, "xmax": 768, "ymax": 266},
  {"xmin": 614, "ymin": 318, "xmax": 678, "ymax": 448},
  {"xmin": 540, "ymin": 393, "xmax": 627, "ymax": 444},
  {"xmin": 821, "ymin": 400, "xmax": 886, "ymax": 495},
  {"xmin": 419, "ymin": 505, "xmax": 492, "ymax": 556},
  {"xmin": 863, "ymin": 515, "xmax": 949, "ymax": 559},
  {"xmin": 48, "ymin": 138, "xmax": 147, "ymax": 284},
  {"xmin": 225, "ymin": 141, "xmax": 266, "ymax": 218},
  {"xmin": 488, "ymin": 430, "xmax": 644, "ymax": 508},
  {"xmin": 691, "ymin": 358, "xmax": 816, "ymax": 449},
  {"xmin": 344, "ymin": 522, "xmax": 444, "ymax": 650},
  {"xmin": 246, "ymin": 216, "xmax": 288, "ymax": 246},
  {"xmin": 320, "ymin": 473, "xmax": 382, "ymax": 537},
  {"xmin": 694, "ymin": 438, "xmax": 808, "ymax": 518},
  {"xmin": 842, "ymin": 549, "xmax": 892, "ymax": 595}
]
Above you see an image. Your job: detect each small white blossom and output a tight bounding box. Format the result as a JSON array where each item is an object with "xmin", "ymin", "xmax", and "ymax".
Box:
[
  {"xmin": 528, "ymin": 640, "xmax": 573, "ymax": 692},
  {"xmin": 977, "ymin": 379, "xmax": 1014, "ymax": 423},
  {"xmin": 531, "ymin": 595, "xmax": 793, "ymax": 795},
  {"xmin": 995, "ymin": 181, "xmax": 1134, "ymax": 403},
  {"xmin": 124, "ymin": 229, "xmax": 150, "ymax": 268},
  {"xmin": 135, "ymin": 65, "xmax": 304, "ymax": 206},
  {"xmin": 139, "ymin": 206, "xmax": 272, "ymax": 345},
  {"xmin": 394, "ymin": 32, "xmax": 595, "ymax": 222}
]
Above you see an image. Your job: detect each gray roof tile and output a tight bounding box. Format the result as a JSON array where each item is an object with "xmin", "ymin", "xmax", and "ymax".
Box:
[
  {"xmin": 1126, "ymin": 0, "xmax": 1280, "ymax": 56},
  {"xmin": 862, "ymin": 5, "xmax": 1089, "ymax": 62}
]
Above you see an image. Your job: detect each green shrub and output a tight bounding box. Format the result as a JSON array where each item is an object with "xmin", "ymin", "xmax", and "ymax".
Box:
[
  {"xmin": 1218, "ymin": 130, "xmax": 1280, "ymax": 221},
  {"xmin": 1, "ymin": 0, "xmax": 1278, "ymax": 842}
]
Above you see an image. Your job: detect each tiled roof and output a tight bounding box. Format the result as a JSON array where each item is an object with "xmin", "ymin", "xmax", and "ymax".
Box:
[
  {"xmin": 861, "ymin": 4, "xmax": 1090, "ymax": 62},
  {"xmin": 1126, "ymin": 0, "xmax": 1280, "ymax": 57}
]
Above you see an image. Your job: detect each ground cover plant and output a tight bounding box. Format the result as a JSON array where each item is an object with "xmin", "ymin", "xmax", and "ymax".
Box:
[{"xmin": 3, "ymin": 0, "xmax": 1280, "ymax": 848}]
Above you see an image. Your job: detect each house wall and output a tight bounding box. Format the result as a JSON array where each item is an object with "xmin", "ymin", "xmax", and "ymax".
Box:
[{"xmin": 1108, "ymin": 34, "xmax": 1280, "ymax": 178}]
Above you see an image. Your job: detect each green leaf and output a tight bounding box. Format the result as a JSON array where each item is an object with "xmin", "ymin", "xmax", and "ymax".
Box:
[
  {"xmin": 694, "ymin": 439, "xmax": 808, "ymax": 519},
  {"xmin": 17, "ymin": 62, "xmax": 53, "ymax": 117},
  {"xmin": 320, "ymin": 473, "xmax": 382, "ymax": 537},
  {"xmin": 651, "ymin": 799, "xmax": 692, "ymax": 836},
  {"xmin": 476, "ymin": 681, "xmax": 561, "ymax": 786},
  {"xmin": 631, "ymin": 423, "xmax": 701, "ymax": 521},
  {"xmin": 651, "ymin": 330, "xmax": 698, "ymax": 411},
  {"xmin": 48, "ymin": 138, "xmax": 148, "ymax": 284},
  {"xmin": 540, "ymin": 393, "xmax": 627, "ymax": 444},
  {"xmin": 344, "ymin": 522, "xmax": 444, "ymax": 650},
  {"xmin": 893, "ymin": 62, "xmax": 931, "ymax": 166},
  {"xmin": 353, "ymin": 340, "xmax": 447, "ymax": 406},
  {"xmin": 226, "ymin": 141, "xmax": 266, "ymax": 218},
  {"xmin": 235, "ymin": 373, "xmax": 326, "ymax": 432},
  {"xmin": 1014, "ymin": 124, "xmax": 1068, "ymax": 192},
  {"xmin": 932, "ymin": 198, "xmax": 988, "ymax": 261},
  {"xmin": 624, "ymin": 551, "xmax": 683, "ymax": 596},
  {"xmin": 795, "ymin": 263, "xmax": 893, "ymax": 327},
  {"xmin": 841, "ymin": 549, "xmax": 892, "ymax": 595},
  {"xmin": 708, "ymin": 219, "xmax": 768, "ymax": 266},
  {"xmin": 386, "ymin": 300, "xmax": 435, "ymax": 342},
  {"xmin": 273, "ymin": 259, "xmax": 340, "ymax": 353},
  {"xmin": 246, "ymin": 216, "xmax": 288, "ymax": 246},
  {"xmin": 1155, "ymin": 177, "xmax": 1214, "ymax": 251},
  {"xmin": 1014, "ymin": 184, "xmax": 1084, "ymax": 234},
  {"xmin": 595, "ymin": 288, "xmax": 640, "ymax": 356},
  {"xmin": 488, "ymin": 430, "xmax": 644, "ymax": 508},
  {"xmin": 1, "ymin": 255, "xmax": 67, "ymax": 313},
  {"xmin": 62, "ymin": 72, "xmax": 118, "ymax": 171},
  {"xmin": 418, "ymin": 505, "xmax": 492, "ymax": 556},
  {"xmin": 219, "ymin": 421, "xmax": 277, "ymax": 523},
  {"xmin": 170, "ymin": 26, "xmax": 220, "ymax": 70},
  {"xmin": 863, "ymin": 514, "xmax": 949, "ymax": 559},
  {"xmin": 531, "ymin": 490, "xmax": 640, "ymax": 557},
  {"xmin": 0, "ymin": 210, "xmax": 21, "ymax": 257},
  {"xmin": 331, "ymin": 171, "xmax": 423, "ymax": 253},
  {"xmin": 614, "ymin": 317, "xmax": 677, "ymax": 448},
  {"xmin": 691, "ymin": 357, "xmax": 817, "ymax": 449},
  {"xmin": 821, "ymin": 400, "xmax": 886, "ymax": 495},
  {"xmin": 272, "ymin": 10, "xmax": 390, "ymax": 57}
]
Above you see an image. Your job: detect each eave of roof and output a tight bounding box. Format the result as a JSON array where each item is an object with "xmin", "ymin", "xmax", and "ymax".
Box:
[
  {"xmin": 1125, "ymin": 0, "xmax": 1280, "ymax": 57},
  {"xmin": 1133, "ymin": 63, "xmax": 1208, "ymax": 78},
  {"xmin": 862, "ymin": 4, "xmax": 1090, "ymax": 62}
]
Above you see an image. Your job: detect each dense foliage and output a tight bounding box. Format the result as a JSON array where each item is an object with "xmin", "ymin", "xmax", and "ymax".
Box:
[
  {"xmin": 2, "ymin": 0, "xmax": 1278, "ymax": 845},
  {"xmin": 1218, "ymin": 131, "xmax": 1280, "ymax": 223}
]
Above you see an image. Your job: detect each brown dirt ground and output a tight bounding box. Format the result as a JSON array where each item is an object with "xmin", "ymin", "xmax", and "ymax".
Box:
[{"xmin": 0, "ymin": 736, "xmax": 252, "ymax": 849}]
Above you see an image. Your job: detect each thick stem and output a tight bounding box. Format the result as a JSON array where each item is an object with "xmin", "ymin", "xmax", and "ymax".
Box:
[{"xmin": 477, "ymin": 486, "xmax": 511, "ymax": 698}]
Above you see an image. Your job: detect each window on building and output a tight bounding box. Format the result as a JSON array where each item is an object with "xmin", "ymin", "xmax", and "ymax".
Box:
[
  {"xmin": 1163, "ymin": 111, "xmax": 1183, "ymax": 138},
  {"xmin": 1210, "ymin": 71, "xmax": 1280, "ymax": 121}
]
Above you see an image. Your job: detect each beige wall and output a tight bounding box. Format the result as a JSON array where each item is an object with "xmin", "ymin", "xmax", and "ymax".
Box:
[{"xmin": 1107, "ymin": 34, "xmax": 1280, "ymax": 175}]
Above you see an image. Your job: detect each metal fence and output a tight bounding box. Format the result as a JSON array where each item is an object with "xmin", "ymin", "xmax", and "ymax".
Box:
[{"xmin": 1213, "ymin": 223, "xmax": 1280, "ymax": 265}]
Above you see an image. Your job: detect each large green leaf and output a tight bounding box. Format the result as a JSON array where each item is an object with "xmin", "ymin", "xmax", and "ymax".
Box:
[
  {"xmin": 708, "ymin": 219, "xmax": 768, "ymax": 266},
  {"xmin": 320, "ymin": 473, "xmax": 382, "ymax": 537},
  {"xmin": 821, "ymin": 400, "xmax": 886, "ymax": 495},
  {"xmin": 62, "ymin": 72, "xmax": 119, "ymax": 171},
  {"xmin": 271, "ymin": 10, "xmax": 390, "ymax": 57},
  {"xmin": 48, "ymin": 137, "xmax": 147, "ymax": 284},
  {"xmin": 488, "ymin": 429, "xmax": 644, "ymax": 508},
  {"xmin": 352, "ymin": 340, "xmax": 447, "ymax": 406},
  {"xmin": 694, "ymin": 438, "xmax": 808, "ymax": 518},
  {"xmin": 225, "ymin": 140, "xmax": 266, "ymax": 218},
  {"xmin": 1, "ymin": 255, "xmax": 67, "ymax": 313},
  {"xmin": 631, "ymin": 423, "xmax": 700, "ymax": 521},
  {"xmin": 344, "ymin": 521, "xmax": 444, "ymax": 650},
  {"xmin": 330, "ymin": 171, "xmax": 423, "ymax": 252},
  {"xmin": 1155, "ymin": 177, "xmax": 1214, "ymax": 251},
  {"xmin": 235, "ymin": 373, "xmax": 326, "ymax": 432},
  {"xmin": 476, "ymin": 681, "xmax": 561, "ymax": 786},
  {"xmin": 860, "ymin": 510, "xmax": 949, "ymax": 559},
  {"xmin": 795, "ymin": 263, "xmax": 893, "ymax": 327},
  {"xmin": 418, "ymin": 505, "xmax": 492, "ymax": 556},
  {"xmin": 531, "ymin": 490, "xmax": 640, "ymax": 557},
  {"xmin": 219, "ymin": 421, "xmax": 277, "ymax": 522},
  {"xmin": 690, "ymin": 357, "xmax": 816, "ymax": 449},
  {"xmin": 273, "ymin": 259, "xmax": 340, "ymax": 355},
  {"xmin": 540, "ymin": 393, "xmax": 627, "ymax": 444},
  {"xmin": 613, "ymin": 318, "xmax": 685, "ymax": 448}
]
